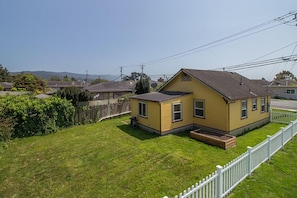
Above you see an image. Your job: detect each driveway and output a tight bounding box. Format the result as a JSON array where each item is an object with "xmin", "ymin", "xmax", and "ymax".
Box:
[{"xmin": 271, "ymin": 99, "xmax": 297, "ymax": 111}]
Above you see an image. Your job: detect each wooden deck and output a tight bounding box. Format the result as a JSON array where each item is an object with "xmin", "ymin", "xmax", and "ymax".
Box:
[{"xmin": 190, "ymin": 129, "xmax": 236, "ymax": 150}]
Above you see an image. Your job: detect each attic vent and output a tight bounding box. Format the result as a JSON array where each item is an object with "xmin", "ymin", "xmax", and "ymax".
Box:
[{"xmin": 181, "ymin": 73, "xmax": 192, "ymax": 81}]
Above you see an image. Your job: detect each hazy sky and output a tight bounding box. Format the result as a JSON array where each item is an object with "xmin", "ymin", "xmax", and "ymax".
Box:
[{"xmin": 1, "ymin": 1, "xmax": 296, "ymax": 81}]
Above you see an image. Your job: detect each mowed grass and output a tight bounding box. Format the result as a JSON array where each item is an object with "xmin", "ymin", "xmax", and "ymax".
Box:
[
  {"xmin": 0, "ymin": 116, "xmax": 285, "ymax": 198},
  {"xmin": 229, "ymin": 135, "xmax": 297, "ymax": 198}
]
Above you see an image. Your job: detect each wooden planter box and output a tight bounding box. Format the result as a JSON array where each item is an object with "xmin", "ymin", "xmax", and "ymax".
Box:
[{"xmin": 190, "ymin": 129, "xmax": 236, "ymax": 150}]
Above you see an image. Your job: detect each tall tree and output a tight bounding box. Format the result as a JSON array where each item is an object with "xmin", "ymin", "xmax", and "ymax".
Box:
[
  {"xmin": 13, "ymin": 73, "xmax": 47, "ymax": 92},
  {"xmin": 90, "ymin": 78, "xmax": 108, "ymax": 85},
  {"xmin": 0, "ymin": 64, "xmax": 10, "ymax": 82},
  {"xmin": 135, "ymin": 78, "xmax": 150, "ymax": 95},
  {"xmin": 274, "ymin": 70, "xmax": 297, "ymax": 81},
  {"xmin": 56, "ymin": 87, "xmax": 92, "ymax": 107}
]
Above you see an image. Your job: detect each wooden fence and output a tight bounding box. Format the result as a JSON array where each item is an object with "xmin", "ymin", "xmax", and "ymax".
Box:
[
  {"xmin": 75, "ymin": 98, "xmax": 131, "ymax": 124},
  {"xmin": 164, "ymin": 111, "xmax": 297, "ymax": 198}
]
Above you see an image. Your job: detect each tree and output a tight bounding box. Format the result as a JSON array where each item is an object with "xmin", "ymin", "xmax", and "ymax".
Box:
[
  {"xmin": 56, "ymin": 87, "xmax": 93, "ymax": 107},
  {"xmin": 90, "ymin": 78, "xmax": 108, "ymax": 85},
  {"xmin": 0, "ymin": 64, "xmax": 10, "ymax": 82},
  {"xmin": 63, "ymin": 75, "xmax": 70, "ymax": 82},
  {"xmin": 50, "ymin": 75, "xmax": 61, "ymax": 81},
  {"xmin": 274, "ymin": 70, "xmax": 297, "ymax": 81},
  {"xmin": 13, "ymin": 73, "xmax": 47, "ymax": 92},
  {"xmin": 135, "ymin": 78, "xmax": 150, "ymax": 95}
]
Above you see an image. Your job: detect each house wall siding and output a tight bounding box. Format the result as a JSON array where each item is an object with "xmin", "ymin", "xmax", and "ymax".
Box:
[
  {"xmin": 269, "ymin": 87, "xmax": 297, "ymax": 100},
  {"xmin": 131, "ymin": 99, "xmax": 161, "ymax": 132},
  {"xmin": 160, "ymin": 94, "xmax": 193, "ymax": 133},
  {"xmin": 162, "ymin": 73, "xmax": 228, "ymax": 132},
  {"xmin": 229, "ymin": 96, "xmax": 270, "ymax": 133}
]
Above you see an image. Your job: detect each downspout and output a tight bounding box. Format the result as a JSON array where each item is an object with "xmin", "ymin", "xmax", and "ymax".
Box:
[
  {"xmin": 159, "ymin": 102, "xmax": 162, "ymax": 135},
  {"xmin": 228, "ymin": 103, "xmax": 230, "ymax": 133}
]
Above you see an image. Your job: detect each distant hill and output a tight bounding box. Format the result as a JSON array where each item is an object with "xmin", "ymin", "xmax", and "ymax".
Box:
[{"xmin": 10, "ymin": 71, "xmax": 118, "ymax": 81}]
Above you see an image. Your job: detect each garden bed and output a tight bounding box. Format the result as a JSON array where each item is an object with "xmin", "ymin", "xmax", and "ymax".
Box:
[{"xmin": 190, "ymin": 129, "xmax": 236, "ymax": 150}]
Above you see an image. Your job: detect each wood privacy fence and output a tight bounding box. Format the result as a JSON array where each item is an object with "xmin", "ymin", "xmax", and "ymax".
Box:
[
  {"xmin": 164, "ymin": 110, "xmax": 297, "ymax": 198},
  {"xmin": 75, "ymin": 98, "xmax": 131, "ymax": 124}
]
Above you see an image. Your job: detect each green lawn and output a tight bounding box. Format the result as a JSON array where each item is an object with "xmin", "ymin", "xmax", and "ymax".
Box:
[
  {"xmin": 0, "ymin": 116, "xmax": 285, "ymax": 198},
  {"xmin": 229, "ymin": 135, "xmax": 297, "ymax": 198}
]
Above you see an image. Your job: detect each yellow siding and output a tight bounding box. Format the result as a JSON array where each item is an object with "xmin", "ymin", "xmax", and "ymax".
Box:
[
  {"xmin": 131, "ymin": 98, "xmax": 161, "ymax": 131},
  {"xmin": 229, "ymin": 96, "xmax": 270, "ymax": 131},
  {"xmin": 160, "ymin": 94, "xmax": 193, "ymax": 133},
  {"xmin": 162, "ymin": 73, "xmax": 228, "ymax": 132}
]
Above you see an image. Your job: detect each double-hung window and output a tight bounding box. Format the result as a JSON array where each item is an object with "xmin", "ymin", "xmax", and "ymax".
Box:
[
  {"xmin": 286, "ymin": 89, "xmax": 295, "ymax": 94},
  {"xmin": 261, "ymin": 97, "xmax": 266, "ymax": 113},
  {"xmin": 138, "ymin": 102, "xmax": 147, "ymax": 117},
  {"xmin": 241, "ymin": 100, "xmax": 247, "ymax": 119},
  {"xmin": 194, "ymin": 100, "xmax": 205, "ymax": 118},
  {"xmin": 172, "ymin": 103, "xmax": 182, "ymax": 122},
  {"xmin": 252, "ymin": 98, "xmax": 257, "ymax": 111}
]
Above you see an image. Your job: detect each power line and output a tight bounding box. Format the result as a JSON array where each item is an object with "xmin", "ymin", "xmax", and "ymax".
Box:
[
  {"xmin": 140, "ymin": 11, "xmax": 297, "ymax": 66},
  {"xmin": 216, "ymin": 54, "xmax": 297, "ymax": 72}
]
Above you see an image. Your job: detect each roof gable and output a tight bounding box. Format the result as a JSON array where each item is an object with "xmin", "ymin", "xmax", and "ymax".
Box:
[{"xmin": 160, "ymin": 68, "xmax": 270, "ymax": 100}]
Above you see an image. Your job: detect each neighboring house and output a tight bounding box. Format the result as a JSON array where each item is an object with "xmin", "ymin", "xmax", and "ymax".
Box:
[
  {"xmin": 46, "ymin": 81, "xmax": 85, "ymax": 93},
  {"xmin": 85, "ymin": 81, "xmax": 137, "ymax": 100},
  {"xmin": 130, "ymin": 69, "xmax": 271, "ymax": 136},
  {"xmin": 268, "ymin": 79, "xmax": 297, "ymax": 100},
  {"xmin": 0, "ymin": 82, "xmax": 13, "ymax": 91}
]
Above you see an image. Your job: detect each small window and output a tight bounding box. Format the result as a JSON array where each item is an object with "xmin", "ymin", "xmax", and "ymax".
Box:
[
  {"xmin": 252, "ymin": 98, "xmax": 257, "ymax": 111},
  {"xmin": 261, "ymin": 97, "xmax": 265, "ymax": 113},
  {"xmin": 138, "ymin": 102, "xmax": 147, "ymax": 117},
  {"xmin": 181, "ymin": 73, "xmax": 192, "ymax": 81},
  {"xmin": 241, "ymin": 100, "xmax": 247, "ymax": 119},
  {"xmin": 172, "ymin": 103, "xmax": 182, "ymax": 122},
  {"xmin": 286, "ymin": 89, "xmax": 295, "ymax": 94},
  {"xmin": 194, "ymin": 100, "xmax": 205, "ymax": 118}
]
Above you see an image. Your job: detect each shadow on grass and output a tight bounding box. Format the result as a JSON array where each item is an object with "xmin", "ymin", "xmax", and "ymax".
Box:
[{"xmin": 117, "ymin": 124, "xmax": 159, "ymax": 140}]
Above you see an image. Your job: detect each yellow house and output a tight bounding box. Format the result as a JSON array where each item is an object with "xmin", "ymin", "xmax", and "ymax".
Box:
[{"xmin": 130, "ymin": 69, "xmax": 271, "ymax": 136}]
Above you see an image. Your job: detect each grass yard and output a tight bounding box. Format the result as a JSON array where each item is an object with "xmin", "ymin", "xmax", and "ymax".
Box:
[
  {"xmin": 0, "ymin": 116, "xmax": 285, "ymax": 198},
  {"xmin": 229, "ymin": 135, "xmax": 297, "ymax": 198}
]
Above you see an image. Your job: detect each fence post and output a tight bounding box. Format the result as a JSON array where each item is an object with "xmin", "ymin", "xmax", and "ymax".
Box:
[
  {"xmin": 281, "ymin": 127, "xmax": 284, "ymax": 149},
  {"xmin": 216, "ymin": 165, "xmax": 223, "ymax": 198},
  {"xmin": 267, "ymin": 135, "xmax": 271, "ymax": 161},
  {"xmin": 270, "ymin": 109, "xmax": 272, "ymax": 122},
  {"xmin": 291, "ymin": 121, "xmax": 294, "ymax": 139},
  {"xmin": 247, "ymin": 146, "xmax": 252, "ymax": 175}
]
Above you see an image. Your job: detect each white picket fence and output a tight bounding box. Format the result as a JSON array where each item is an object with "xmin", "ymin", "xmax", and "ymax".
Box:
[
  {"xmin": 270, "ymin": 110, "xmax": 297, "ymax": 124},
  {"xmin": 164, "ymin": 112, "xmax": 297, "ymax": 198}
]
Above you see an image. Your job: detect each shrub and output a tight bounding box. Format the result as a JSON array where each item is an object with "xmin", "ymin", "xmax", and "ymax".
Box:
[
  {"xmin": 0, "ymin": 95, "xmax": 75, "ymax": 138},
  {"xmin": 0, "ymin": 116, "xmax": 15, "ymax": 142}
]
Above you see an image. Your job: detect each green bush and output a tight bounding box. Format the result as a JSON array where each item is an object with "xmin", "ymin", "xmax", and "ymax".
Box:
[
  {"xmin": 0, "ymin": 116, "xmax": 15, "ymax": 142},
  {"xmin": 0, "ymin": 95, "xmax": 75, "ymax": 138},
  {"xmin": 0, "ymin": 85, "xmax": 3, "ymax": 91}
]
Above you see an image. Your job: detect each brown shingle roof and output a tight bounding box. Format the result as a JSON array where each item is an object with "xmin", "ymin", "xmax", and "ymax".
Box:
[
  {"xmin": 131, "ymin": 91, "xmax": 191, "ymax": 102},
  {"xmin": 85, "ymin": 81, "xmax": 136, "ymax": 93},
  {"xmin": 160, "ymin": 69, "xmax": 271, "ymax": 100}
]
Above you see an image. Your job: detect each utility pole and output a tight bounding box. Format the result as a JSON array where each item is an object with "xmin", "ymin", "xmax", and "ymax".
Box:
[
  {"xmin": 140, "ymin": 64, "xmax": 145, "ymax": 78},
  {"xmin": 120, "ymin": 66, "xmax": 123, "ymax": 81},
  {"xmin": 86, "ymin": 70, "xmax": 88, "ymax": 84}
]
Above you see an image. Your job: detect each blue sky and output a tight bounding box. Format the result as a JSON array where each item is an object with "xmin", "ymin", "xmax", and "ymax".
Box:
[{"xmin": 0, "ymin": 1, "xmax": 296, "ymax": 81}]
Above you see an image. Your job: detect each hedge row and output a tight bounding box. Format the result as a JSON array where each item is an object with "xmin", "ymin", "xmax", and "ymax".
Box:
[{"xmin": 0, "ymin": 94, "xmax": 75, "ymax": 138}]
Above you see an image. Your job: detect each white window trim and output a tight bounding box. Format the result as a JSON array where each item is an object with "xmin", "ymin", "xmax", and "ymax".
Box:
[
  {"xmin": 252, "ymin": 98, "xmax": 257, "ymax": 111},
  {"xmin": 194, "ymin": 99, "xmax": 205, "ymax": 118},
  {"xmin": 261, "ymin": 97, "xmax": 266, "ymax": 113},
  {"xmin": 172, "ymin": 103, "xmax": 182, "ymax": 122},
  {"xmin": 241, "ymin": 100, "xmax": 248, "ymax": 119},
  {"xmin": 138, "ymin": 102, "xmax": 147, "ymax": 118}
]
